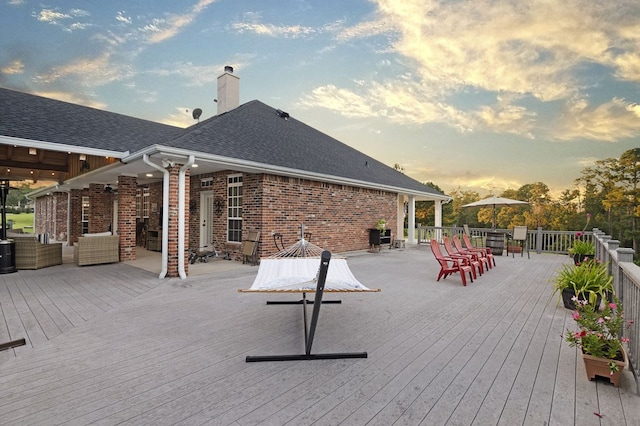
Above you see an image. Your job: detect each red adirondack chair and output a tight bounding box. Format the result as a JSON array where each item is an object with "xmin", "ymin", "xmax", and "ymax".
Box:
[
  {"xmin": 453, "ymin": 235, "xmax": 491, "ymax": 272},
  {"xmin": 443, "ymin": 236, "xmax": 481, "ymax": 278},
  {"xmin": 429, "ymin": 239, "xmax": 474, "ymax": 286},
  {"xmin": 462, "ymin": 233, "xmax": 496, "ymax": 268}
]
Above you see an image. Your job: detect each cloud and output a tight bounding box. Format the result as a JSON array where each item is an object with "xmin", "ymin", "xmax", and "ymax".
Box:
[
  {"xmin": 33, "ymin": 7, "xmax": 91, "ymax": 31},
  {"xmin": 32, "ymin": 91, "xmax": 106, "ymax": 109},
  {"xmin": 232, "ymin": 21, "xmax": 315, "ymax": 38},
  {"xmin": 300, "ymin": 0, "xmax": 640, "ymax": 141},
  {"xmin": 116, "ymin": 11, "xmax": 132, "ymax": 25},
  {"xmin": 143, "ymin": 0, "xmax": 217, "ymax": 43},
  {"xmin": 1, "ymin": 60, "xmax": 24, "ymax": 74},
  {"xmin": 555, "ymin": 97, "xmax": 640, "ymax": 141},
  {"xmin": 34, "ymin": 52, "xmax": 133, "ymax": 87},
  {"xmin": 160, "ymin": 107, "xmax": 193, "ymax": 128}
]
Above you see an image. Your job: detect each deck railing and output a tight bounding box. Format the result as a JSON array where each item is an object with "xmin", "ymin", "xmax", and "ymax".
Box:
[
  {"xmin": 416, "ymin": 225, "xmax": 592, "ymax": 254},
  {"xmin": 594, "ymin": 230, "xmax": 639, "ymax": 391},
  {"xmin": 417, "ymin": 226, "xmax": 639, "ymax": 389}
]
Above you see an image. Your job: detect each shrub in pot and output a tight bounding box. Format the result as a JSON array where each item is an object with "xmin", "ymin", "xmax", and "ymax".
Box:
[{"xmin": 552, "ymin": 259, "xmax": 613, "ymax": 310}]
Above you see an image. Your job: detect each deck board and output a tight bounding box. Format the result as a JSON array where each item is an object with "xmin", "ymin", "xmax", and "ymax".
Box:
[{"xmin": 0, "ymin": 246, "xmax": 638, "ymax": 425}]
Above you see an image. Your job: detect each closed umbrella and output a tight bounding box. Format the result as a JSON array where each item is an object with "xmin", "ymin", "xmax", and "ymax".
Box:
[{"xmin": 462, "ymin": 196, "xmax": 529, "ymax": 229}]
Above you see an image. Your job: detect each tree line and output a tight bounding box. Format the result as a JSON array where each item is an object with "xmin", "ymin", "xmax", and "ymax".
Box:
[{"xmin": 414, "ymin": 148, "xmax": 639, "ymax": 253}]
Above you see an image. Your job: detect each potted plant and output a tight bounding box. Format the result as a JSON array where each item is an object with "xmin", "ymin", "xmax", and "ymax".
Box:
[
  {"xmin": 569, "ymin": 237, "xmax": 595, "ymax": 265},
  {"xmin": 376, "ymin": 219, "xmax": 386, "ymax": 233},
  {"xmin": 552, "ymin": 259, "xmax": 613, "ymax": 309},
  {"xmin": 564, "ymin": 296, "xmax": 631, "ymax": 386},
  {"xmin": 570, "ymin": 213, "xmax": 595, "ymax": 265}
]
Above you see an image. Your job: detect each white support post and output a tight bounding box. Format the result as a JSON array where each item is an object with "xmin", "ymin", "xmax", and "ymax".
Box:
[{"xmin": 407, "ymin": 196, "xmax": 416, "ymax": 244}]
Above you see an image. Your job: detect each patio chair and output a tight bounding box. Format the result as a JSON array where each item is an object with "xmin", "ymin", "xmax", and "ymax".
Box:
[
  {"xmin": 12, "ymin": 236, "xmax": 63, "ymax": 269},
  {"xmin": 429, "ymin": 239, "xmax": 474, "ymax": 286},
  {"xmin": 74, "ymin": 234, "xmax": 120, "ymax": 266},
  {"xmin": 509, "ymin": 226, "xmax": 529, "ymax": 258},
  {"xmin": 242, "ymin": 230, "xmax": 260, "ymax": 265},
  {"xmin": 462, "ymin": 233, "xmax": 496, "ymax": 267},
  {"xmin": 443, "ymin": 236, "xmax": 481, "ymax": 278},
  {"xmin": 453, "ymin": 235, "xmax": 491, "ymax": 272},
  {"xmin": 463, "ymin": 224, "xmax": 483, "ymax": 247}
]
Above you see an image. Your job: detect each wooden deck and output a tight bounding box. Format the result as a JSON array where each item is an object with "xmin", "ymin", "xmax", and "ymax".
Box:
[{"xmin": 0, "ymin": 245, "xmax": 638, "ymax": 425}]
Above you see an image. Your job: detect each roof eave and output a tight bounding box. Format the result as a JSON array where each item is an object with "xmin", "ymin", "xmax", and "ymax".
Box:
[{"xmin": 125, "ymin": 146, "xmax": 450, "ymax": 201}]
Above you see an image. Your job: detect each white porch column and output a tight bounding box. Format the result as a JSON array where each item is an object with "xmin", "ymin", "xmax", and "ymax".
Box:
[
  {"xmin": 408, "ymin": 195, "xmax": 416, "ymax": 244},
  {"xmin": 434, "ymin": 199, "xmax": 443, "ymax": 227},
  {"xmin": 434, "ymin": 200, "xmax": 443, "ymax": 242}
]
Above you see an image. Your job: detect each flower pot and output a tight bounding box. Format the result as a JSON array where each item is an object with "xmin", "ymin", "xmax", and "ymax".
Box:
[
  {"xmin": 581, "ymin": 347, "xmax": 628, "ymax": 387},
  {"xmin": 572, "ymin": 254, "xmax": 592, "ymax": 265},
  {"xmin": 561, "ymin": 288, "xmax": 601, "ymax": 310}
]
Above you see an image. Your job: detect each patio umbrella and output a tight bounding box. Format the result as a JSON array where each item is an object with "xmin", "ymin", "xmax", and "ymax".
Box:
[{"xmin": 462, "ymin": 196, "xmax": 529, "ymax": 229}]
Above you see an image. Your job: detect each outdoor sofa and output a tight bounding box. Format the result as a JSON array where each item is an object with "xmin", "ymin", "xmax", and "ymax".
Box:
[
  {"xmin": 10, "ymin": 235, "xmax": 63, "ymax": 270},
  {"xmin": 74, "ymin": 233, "xmax": 120, "ymax": 266}
]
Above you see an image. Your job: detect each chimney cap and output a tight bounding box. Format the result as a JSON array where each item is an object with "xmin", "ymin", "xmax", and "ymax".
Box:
[{"xmin": 224, "ymin": 65, "xmax": 234, "ymax": 73}]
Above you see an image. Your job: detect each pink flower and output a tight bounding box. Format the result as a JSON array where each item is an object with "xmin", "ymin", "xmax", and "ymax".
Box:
[
  {"xmin": 621, "ymin": 337, "xmax": 630, "ymax": 343},
  {"xmin": 575, "ymin": 231, "xmax": 583, "ymax": 238},
  {"xmin": 586, "ymin": 213, "xmax": 591, "ymax": 218},
  {"xmin": 609, "ymin": 303, "xmax": 617, "ymax": 310},
  {"xmin": 572, "ymin": 312, "xmax": 580, "ymax": 320},
  {"xmin": 598, "ymin": 318, "xmax": 605, "ymax": 324}
]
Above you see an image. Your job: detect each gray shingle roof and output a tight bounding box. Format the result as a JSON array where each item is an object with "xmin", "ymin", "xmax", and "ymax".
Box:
[
  {"xmin": 0, "ymin": 87, "xmax": 183, "ymax": 153},
  {"xmin": 168, "ymin": 100, "xmax": 444, "ymax": 196},
  {"xmin": 1, "ymin": 87, "xmax": 445, "ymax": 197}
]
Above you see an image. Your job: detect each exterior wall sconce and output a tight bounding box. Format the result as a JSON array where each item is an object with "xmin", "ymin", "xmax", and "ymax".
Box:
[{"xmin": 29, "ymin": 148, "xmax": 37, "ymax": 155}]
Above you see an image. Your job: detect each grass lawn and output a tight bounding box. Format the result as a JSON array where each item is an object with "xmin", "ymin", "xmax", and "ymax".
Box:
[{"xmin": 5, "ymin": 213, "xmax": 34, "ymax": 233}]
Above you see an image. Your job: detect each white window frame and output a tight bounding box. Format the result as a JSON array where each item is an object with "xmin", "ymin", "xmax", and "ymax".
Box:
[{"xmin": 227, "ymin": 174, "xmax": 243, "ymax": 242}]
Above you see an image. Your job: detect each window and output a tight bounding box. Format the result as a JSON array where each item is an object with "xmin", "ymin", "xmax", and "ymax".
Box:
[
  {"xmin": 81, "ymin": 196, "xmax": 89, "ymax": 234},
  {"xmin": 227, "ymin": 174, "xmax": 242, "ymax": 242},
  {"xmin": 142, "ymin": 187, "xmax": 150, "ymax": 218},
  {"xmin": 136, "ymin": 189, "xmax": 142, "ymax": 219},
  {"xmin": 201, "ymin": 177, "xmax": 213, "ymax": 188}
]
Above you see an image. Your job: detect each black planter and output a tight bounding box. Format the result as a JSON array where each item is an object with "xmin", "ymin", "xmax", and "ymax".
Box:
[
  {"xmin": 572, "ymin": 254, "xmax": 593, "ymax": 265},
  {"xmin": 561, "ymin": 288, "xmax": 601, "ymax": 310}
]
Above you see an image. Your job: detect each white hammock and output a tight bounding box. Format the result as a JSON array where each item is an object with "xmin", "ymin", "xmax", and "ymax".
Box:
[{"xmin": 240, "ymin": 257, "xmax": 375, "ymax": 292}]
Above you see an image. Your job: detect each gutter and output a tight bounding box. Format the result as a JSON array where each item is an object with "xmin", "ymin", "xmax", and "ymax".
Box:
[{"xmin": 143, "ymin": 154, "xmax": 169, "ymax": 279}]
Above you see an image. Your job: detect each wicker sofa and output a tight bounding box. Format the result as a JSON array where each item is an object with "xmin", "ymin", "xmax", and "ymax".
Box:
[
  {"xmin": 11, "ymin": 235, "xmax": 63, "ymax": 269},
  {"xmin": 74, "ymin": 234, "xmax": 120, "ymax": 266}
]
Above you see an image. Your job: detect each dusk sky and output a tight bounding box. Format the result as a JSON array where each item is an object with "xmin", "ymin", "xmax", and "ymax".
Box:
[{"xmin": 1, "ymin": 0, "xmax": 639, "ymax": 197}]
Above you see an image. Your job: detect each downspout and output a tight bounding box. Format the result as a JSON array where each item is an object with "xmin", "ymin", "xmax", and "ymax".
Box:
[
  {"xmin": 178, "ymin": 155, "xmax": 195, "ymax": 279},
  {"xmin": 143, "ymin": 154, "xmax": 170, "ymax": 279}
]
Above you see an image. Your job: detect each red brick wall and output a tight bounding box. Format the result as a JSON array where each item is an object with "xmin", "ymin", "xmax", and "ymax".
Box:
[
  {"xmin": 188, "ymin": 171, "xmax": 397, "ymax": 260},
  {"xmin": 88, "ymin": 183, "xmax": 113, "ymax": 233},
  {"xmin": 257, "ymin": 174, "xmax": 397, "ymax": 257},
  {"xmin": 118, "ymin": 175, "xmax": 137, "ymax": 261},
  {"xmin": 69, "ymin": 188, "xmax": 84, "ymax": 243}
]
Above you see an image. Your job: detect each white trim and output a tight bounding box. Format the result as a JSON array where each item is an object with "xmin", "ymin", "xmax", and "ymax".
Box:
[
  {"xmin": 0, "ymin": 135, "xmax": 127, "ymax": 158},
  {"xmin": 124, "ymin": 146, "xmax": 451, "ymax": 202}
]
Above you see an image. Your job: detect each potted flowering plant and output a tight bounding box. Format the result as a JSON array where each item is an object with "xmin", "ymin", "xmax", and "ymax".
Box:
[
  {"xmin": 569, "ymin": 213, "xmax": 595, "ymax": 265},
  {"xmin": 552, "ymin": 259, "xmax": 613, "ymax": 309},
  {"xmin": 564, "ymin": 296, "xmax": 631, "ymax": 386}
]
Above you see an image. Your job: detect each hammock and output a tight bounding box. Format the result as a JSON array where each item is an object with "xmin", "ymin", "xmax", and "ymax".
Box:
[
  {"xmin": 239, "ymin": 238, "xmax": 378, "ymax": 293},
  {"xmin": 240, "ymin": 257, "xmax": 377, "ymax": 292}
]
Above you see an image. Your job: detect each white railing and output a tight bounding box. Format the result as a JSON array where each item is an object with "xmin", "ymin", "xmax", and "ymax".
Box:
[
  {"xmin": 416, "ymin": 225, "xmax": 592, "ymax": 254},
  {"xmin": 594, "ymin": 230, "xmax": 639, "ymax": 392}
]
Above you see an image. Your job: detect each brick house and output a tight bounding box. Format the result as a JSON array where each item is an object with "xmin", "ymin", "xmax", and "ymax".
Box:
[{"xmin": 0, "ymin": 68, "xmax": 450, "ymax": 278}]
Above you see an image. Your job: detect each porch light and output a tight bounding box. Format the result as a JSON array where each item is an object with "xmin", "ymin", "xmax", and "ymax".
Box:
[
  {"xmin": 29, "ymin": 148, "xmax": 37, "ymax": 155},
  {"xmin": 79, "ymin": 154, "xmax": 86, "ymax": 161}
]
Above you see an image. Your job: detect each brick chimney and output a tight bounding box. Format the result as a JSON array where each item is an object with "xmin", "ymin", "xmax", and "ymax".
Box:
[{"xmin": 216, "ymin": 65, "xmax": 239, "ymax": 115}]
